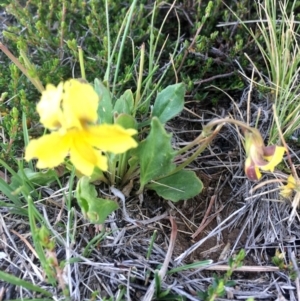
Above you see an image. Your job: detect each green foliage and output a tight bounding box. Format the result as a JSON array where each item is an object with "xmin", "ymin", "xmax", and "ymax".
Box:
[
  {"xmin": 0, "ymin": 270, "xmax": 52, "ymax": 297},
  {"xmin": 137, "ymin": 117, "xmax": 176, "ymax": 189},
  {"xmin": 171, "ymin": 0, "xmax": 252, "ymax": 96},
  {"xmin": 1, "ymin": 0, "xmax": 210, "ymax": 226},
  {"xmin": 152, "ymin": 83, "xmax": 185, "ymax": 124},
  {"xmin": 151, "ymin": 260, "xmax": 217, "ymax": 301},
  {"xmin": 27, "ymin": 196, "xmax": 59, "ymax": 286},
  {"xmin": 147, "ymin": 169, "xmax": 203, "ymax": 202},
  {"xmin": 0, "ymin": 0, "xmax": 168, "ymax": 161},
  {"xmin": 76, "ymin": 176, "xmax": 119, "ymax": 224},
  {"xmin": 0, "ymin": 0, "xmax": 264, "ymax": 165},
  {"xmin": 257, "ymin": 0, "xmax": 300, "ymax": 142},
  {"xmin": 168, "ymin": 259, "xmax": 213, "ymax": 274},
  {"xmin": 82, "ymin": 80, "xmax": 205, "ymax": 222},
  {"xmin": 154, "ymin": 272, "xmax": 186, "ymax": 301},
  {"xmin": 1, "ymin": 1, "xmax": 298, "ymax": 299},
  {"xmin": 0, "ymin": 158, "xmax": 39, "ymax": 215},
  {"xmin": 198, "ymin": 249, "xmax": 246, "ymax": 301},
  {"xmin": 227, "ymin": 0, "xmax": 300, "ymax": 143},
  {"xmin": 272, "ymin": 250, "xmax": 297, "ymax": 280},
  {"xmin": 16, "ymin": 168, "xmax": 60, "ymax": 186},
  {"xmin": 95, "ymin": 78, "xmax": 113, "ymax": 124},
  {"xmin": 114, "ymin": 90, "xmax": 135, "ymax": 116}
]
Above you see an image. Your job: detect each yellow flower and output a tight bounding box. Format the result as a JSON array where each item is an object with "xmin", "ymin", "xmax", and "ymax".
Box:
[
  {"xmin": 280, "ymin": 175, "xmax": 296, "ymax": 199},
  {"xmin": 36, "ymin": 82, "xmax": 64, "ymax": 130},
  {"xmin": 37, "ymin": 79, "xmax": 99, "ymax": 130},
  {"xmin": 244, "ymin": 128, "xmax": 285, "ymax": 181},
  {"xmin": 25, "ymin": 79, "xmax": 137, "ymax": 176}
]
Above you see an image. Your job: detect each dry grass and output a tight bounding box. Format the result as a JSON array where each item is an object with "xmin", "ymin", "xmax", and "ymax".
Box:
[{"xmin": 1, "ymin": 79, "xmax": 300, "ymax": 301}]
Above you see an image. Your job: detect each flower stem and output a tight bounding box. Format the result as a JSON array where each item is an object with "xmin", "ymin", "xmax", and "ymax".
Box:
[
  {"xmin": 104, "ymin": 0, "xmax": 111, "ymax": 82},
  {"xmin": 108, "ymin": 154, "xmax": 117, "ymax": 186},
  {"xmin": 112, "ymin": 0, "xmax": 138, "ymax": 95},
  {"xmin": 78, "ymin": 46, "xmax": 86, "ymax": 80},
  {"xmin": 158, "ymin": 124, "xmax": 224, "ymax": 180},
  {"xmin": 176, "ymin": 118, "xmax": 256, "ymax": 156},
  {"xmin": 116, "ymin": 152, "xmax": 129, "ymax": 185}
]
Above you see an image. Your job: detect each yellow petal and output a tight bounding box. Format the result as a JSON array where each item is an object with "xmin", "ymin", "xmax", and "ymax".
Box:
[
  {"xmin": 84, "ymin": 124, "xmax": 137, "ymax": 153},
  {"xmin": 261, "ymin": 146, "xmax": 285, "ymax": 172},
  {"xmin": 280, "ymin": 175, "xmax": 296, "ymax": 199},
  {"xmin": 286, "ymin": 175, "xmax": 296, "ymax": 189},
  {"xmin": 280, "ymin": 186, "xmax": 293, "ymax": 198},
  {"xmin": 70, "ymin": 138, "xmax": 108, "ymax": 176},
  {"xmin": 25, "ymin": 132, "xmax": 71, "ymax": 168},
  {"xmin": 63, "ymin": 79, "xmax": 99, "ymax": 129},
  {"xmin": 37, "ymin": 83, "xmax": 64, "ymax": 129}
]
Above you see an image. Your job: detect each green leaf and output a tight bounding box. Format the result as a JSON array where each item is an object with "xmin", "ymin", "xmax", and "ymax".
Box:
[
  {"xmin": 137, "ymin": 117, "xmax": 175, "ymax": 188},
  {"xmin": 0, "ymin": 177, "xmax": 22, "ymax": 205},
  {"xmin": 115, "ymin": 113, "xmax": 137, "ymax": 130},
  {"xmin": 9, "ymin": 299, "xmax": 53, "ymax": 301},
  {"xmin": 94, "ymin": 78, "xmax": 113, "ymax": 124},
  {"xmin": 154, "ymin": 271, "xmax": 162, "ymax": 297},
  {"xmin": 17, "ymin": 168, "xmax": 58, "ymax": 186},
  {"xmin": 157, "ymin": 287, "xmax": 172, "ymax": 298},
  {"xmin": 123, "ymin": 155, "xmax": 139, "ymax": 181},
  {"xmin": 128, "ymin": 155, "xmax": 139, "ymax": 170},
  {"xmin": 86, "ymin": 196, "xmax": 119, "ymax": 224},
  {"xmin": 0, "ymin": 270, "xmax": 52, "ymax": 297},
  {"xmin": 168, "ymin": 259, "xmax": 213, "ymax": 274},
  {"xmin": 147, "ymin": 170, "xmax": 203, "ymax": 202},
  {"xmin": 76, "ymin": 177, "xmax": 119, "ymax": 224},
  {"xmin": 152, "ymin": 83, "xmax": 185, "ymax": 124},
  {"xmin": 0, "ymin": 201, "xmax": 28, "ymax": 216},
  {"xmin": 114, "ymin": 89, "xmax": 134, "ymax": 115},
  {"xmin": 27, "ymin": 197, "xmax": 57, "ymax": 284},
  {"xmin": 197, "ymin": 291, "xmax": 208, "ymax": 300},
  {"xmin": 226, "ymin": 280, "xmax": 236, "ymax": 287}
]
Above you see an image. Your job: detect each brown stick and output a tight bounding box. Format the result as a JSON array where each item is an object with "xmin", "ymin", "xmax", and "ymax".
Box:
[{"xmin": 192, "ymin": 195, "xmax": 216, "ymax": 239}]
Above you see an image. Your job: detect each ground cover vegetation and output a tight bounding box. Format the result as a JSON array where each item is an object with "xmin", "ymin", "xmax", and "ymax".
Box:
[{"xmin": 0, "ymin": 0, "xmax": 300, "ymax": 300}]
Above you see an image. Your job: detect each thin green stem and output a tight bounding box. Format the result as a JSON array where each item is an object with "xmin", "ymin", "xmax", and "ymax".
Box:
[
  {"xmin": 153, "ymin": 1, "xmax": 176, "ymax": 67},
  {"xmin": 140, "ymin": 1, "xmax": 180, "ymax": 113},
  {"xmin": 19, "ymin": 50, "xmax": 45, "ymax": 92},
  {"xmin": 176, "ymin": 133, "xmax": 208, "ymax": 156},
  {"xmin": 165, "ymin": 118, "xmax": 263, "ymax": 180},
  {"xmin": 78, "ymin": 46, "xmax": 86, "ymax": 80},
  {"xmin": 159, "ymin": 124, "xmax": 223, "ymax": 179},
  {"xmin": 108, "ymin": 154, "xmax": 117, "ymax": 186},
  {"xmin": 116, "ymin": 151, "xmax": 129, "ymax": 185},
  {"xmin": 121, "ymin": 163, "xmax": 139, "ymax": 187},
  {"xmin": 148, "ymin": 1, "xmax": 156, "ymax": 74},
  {"xmin": 112, "ymin": 0, "xmax": 138, "ymax": 95},
  {"xmin": 204, "ymin": 118, "xmax": 256, "ymax": 132},
  {"xmin": 176, "ymin": 118, "xmax": 255, "ymax": 156},
  {"xmin": 104, "ymin": 0, "xmax": 111, "ymax": 82}
]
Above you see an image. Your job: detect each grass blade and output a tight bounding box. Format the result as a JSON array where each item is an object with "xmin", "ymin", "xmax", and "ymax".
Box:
[
  {"xmin": 0, "ymin": 270, "xmax": 52, "ymax": 297},
  {"xmin": 168, "ymin": 259, "xmax": 213, "ymax": 274}
]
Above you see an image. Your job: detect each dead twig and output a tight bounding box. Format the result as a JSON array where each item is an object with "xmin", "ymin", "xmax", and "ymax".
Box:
[
  {"xmin": 194, "ymin": 71, "xmax": 235, "ymax": 85},
  {"xmin": 192, "ymin": 195, "xmax": 216, "ymax": 239},
  {"xmin": 192, "ymin": 190, "xmax": 226, "ymax": 240},
  {"xmin": 203, "ymin": 264, "xmax": 279, "ymax": 272}
]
